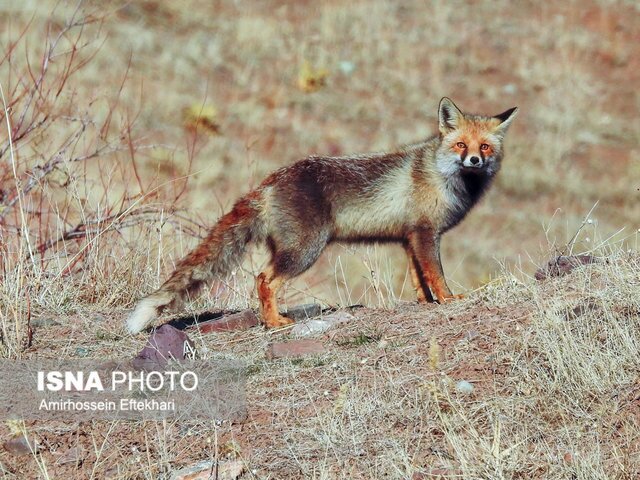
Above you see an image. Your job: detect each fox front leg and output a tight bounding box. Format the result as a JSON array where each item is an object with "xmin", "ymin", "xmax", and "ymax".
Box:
[
  {"xmin": 404, "ymin": 245, "xmax": 435, "ymax": 303},
  {"xmin": 407, "ymin": 227, "xmax": 462, "ymax": 303}
]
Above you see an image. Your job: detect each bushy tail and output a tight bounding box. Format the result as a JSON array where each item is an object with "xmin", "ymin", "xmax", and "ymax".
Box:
[{"xmin": 126, "ymin": 193, "xmax": 266, "ymax": 333}]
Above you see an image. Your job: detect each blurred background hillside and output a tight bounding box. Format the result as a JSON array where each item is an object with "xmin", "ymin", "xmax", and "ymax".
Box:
[{"xmin": 1, "ymin": 0, "xmax": 638, "ymax": 313}]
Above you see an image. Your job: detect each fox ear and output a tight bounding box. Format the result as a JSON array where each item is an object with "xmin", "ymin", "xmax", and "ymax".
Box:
[
  {"xmin": 438, "ymin": 97, "xmax": 463, "ymax": 134},
  {"xmin": 493, "ymin": 107, "xmax": 518, "ymax": 136}
]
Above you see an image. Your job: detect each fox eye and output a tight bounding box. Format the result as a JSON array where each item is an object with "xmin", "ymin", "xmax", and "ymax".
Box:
[
  {"xmin": 480, "ymin": 143, "xmax": 490, "ymax": 151},
  {"xmin": 456, "ymin": 142, "xmax": 467, "ymax": 149}
]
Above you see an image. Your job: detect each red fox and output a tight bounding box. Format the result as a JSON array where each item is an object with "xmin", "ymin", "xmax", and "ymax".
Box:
[{"xmin": 127, "ymin": 98, "xmax": 517, "ymax": 333}]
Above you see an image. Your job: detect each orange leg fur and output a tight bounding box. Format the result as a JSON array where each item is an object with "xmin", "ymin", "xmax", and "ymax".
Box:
[
  {"xmin": 407, "ymin": 229, "xmax": 463, "ymax": 303},
  {"xmin": 257, "ymin": 268, "xmax": 294, "ymax": 328},
  {"xmin": 405, "ymin": 246, "xmax": 433, "ymax": 303}
]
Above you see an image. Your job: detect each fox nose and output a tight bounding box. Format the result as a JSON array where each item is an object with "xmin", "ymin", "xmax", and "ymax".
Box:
[{"xmin": 469, "ymin": 156, "xmax": 480, "ymax": 165}]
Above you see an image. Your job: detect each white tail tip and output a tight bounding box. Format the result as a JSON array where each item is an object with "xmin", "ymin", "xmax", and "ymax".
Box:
[{"xmin": 126, "ymin": 296, "xmax": 163, "ymax": 334}]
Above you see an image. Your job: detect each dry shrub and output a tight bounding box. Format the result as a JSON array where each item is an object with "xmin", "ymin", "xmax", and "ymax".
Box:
[{"xmin": 0, "ymin": 4, "xmax": 207, "ymax": 357}]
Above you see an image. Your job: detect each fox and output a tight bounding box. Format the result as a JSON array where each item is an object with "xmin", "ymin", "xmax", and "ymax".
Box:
[{"xmin": 126, "ymin": 97, "xmax": 518, "ymax": 334}]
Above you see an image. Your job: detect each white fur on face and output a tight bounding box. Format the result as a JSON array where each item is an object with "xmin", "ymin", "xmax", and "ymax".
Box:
[{"xmin": 435, "ymin": 150, "xmax": 462, "ymax": 178}]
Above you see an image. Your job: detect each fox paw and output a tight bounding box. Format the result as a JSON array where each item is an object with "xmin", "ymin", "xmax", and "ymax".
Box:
[
  {"xmin": 264, "ymin": 314, "xmax": 295, "ymax": 329},
  {"xmin": 438, "ymin": 293, "xmax": 464, "ymax": 303},
  {"xmin": 416, "ymin": 294, "xmax": 428, "ymax": 304}
]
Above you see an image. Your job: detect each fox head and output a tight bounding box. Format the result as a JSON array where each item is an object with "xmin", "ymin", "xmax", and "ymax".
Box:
[{"xmin": 435, "ymin": 97, "xmax": 518, "ymax": 179}]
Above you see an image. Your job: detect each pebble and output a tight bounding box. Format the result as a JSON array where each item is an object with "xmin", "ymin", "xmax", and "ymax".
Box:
[{"xmin": 455, "ymin": 380, "xmax": 474, "ymax": 394}]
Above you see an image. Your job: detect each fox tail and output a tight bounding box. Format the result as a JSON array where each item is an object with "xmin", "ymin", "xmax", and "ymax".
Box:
[{"xmin": 126, "ymin": 194, "xmax": 265, "ymax": 333}]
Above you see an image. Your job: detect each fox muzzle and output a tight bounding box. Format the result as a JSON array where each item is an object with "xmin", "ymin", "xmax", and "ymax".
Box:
[{"xmin": 462, "ymin": 155, "xmax": 484, "ymax": 169}]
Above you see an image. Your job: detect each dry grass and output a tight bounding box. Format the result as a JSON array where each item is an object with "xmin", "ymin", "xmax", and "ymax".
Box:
[
  {"xmin": 0, "ymin": 0, "xmax": 639, "ymax": 478},
  {"xmin": 2, "ymin": 248, "xmax": 638, "ymax": 478}
]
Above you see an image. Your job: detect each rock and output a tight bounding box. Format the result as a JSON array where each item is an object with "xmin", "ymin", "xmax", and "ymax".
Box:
[
  {"xmin": 104, "ymin": 466, "xmax": 120, "ymax": 479},
  {"xmin": 455, "ymin": 380, "xmax": 474, "ymax": 394},
  {"xmin": 266, "ymin": 339, "xmax": 326, "ymax": 360},
  {"xmin": 502, "ymin": 83, "xmax": 518, "ymax": 95},
  {"xmin": 464, "ymin": 329, "xmax": 480, "ymax": 341},
  {"xmin": 31, "ymin": 317, "xmax": 61, "ymax": 328},
  {"xmin": 323, "ymin": 311, "xmax": 356, "ymax": 324},
  {"xmin": 133, "ymin": 324, "xmax": 195, "ymax": 370},
  {"xmin": 3, "ymin": 435, "xmax": 38, "ymax": 456},
  {"xmin": 290, "ymin": 311, "xmax": 355, "ymax": 337},
  {"xmin": 197, "ymin": 310, "xmax": 259, "ymax": 334},
  {"xmin": 56, "ymin": 446, "xmax": 84, "ymax": 465},
  {"xmin": 171, "ymin": 460, "xmax": 244, "ymax": 480},
  {"xmin": 290, "ymin": 319, "xmax": 333, "ymax": 337},
  {"xmin": 75, "ymin": 347, "xmax": 89, "ymax": 357},
  {"xmin": 564, "ymin": 300, "xmax": 602, "ymax": 321},
  {"xmin": 283, "ymin": 303, "xmax": 322, "ymax": 321},
  {"xmin": 535, "ymin": 255, "xmax": 598, "ymax": 280},
  {"xmin": 338, "ymin": 60, "xmax": 356, "ymax": 75},
  {"xmin": 577, "ymin": 130, "xmax": 600, "ymax": 144}
]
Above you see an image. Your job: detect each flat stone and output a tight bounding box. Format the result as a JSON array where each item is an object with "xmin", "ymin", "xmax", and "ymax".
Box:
[
  {"xmin": 3, "ymin": 435, "xmax": 38, "ymax": 456},
  {"xmin": 565, "ymin": 300, "xmax": 603, "ymax": 321},
  {"xmin": 455, "ymin": 380, "xmax": 475, "ymax": 394},
  {"xmin": 171, "ymin": 460, "xmax": 244, "ymax": 480},
  {"xmin": 31, "ymin": 317, "xmax": 61, "ymax": 328},
  {"xmin": 133, "ymin": 324, "xmax": 195, "ymax": 370},
  {"xmin": 290, "ymin": 319, "xmax": 333, "ymax": 337},
  {"xmin": 464, "ymin": 329, "xmax": 480, "ymax": 341},
  {"xmin": 197, "ymin": 309, "xmax": 259, "ymax": 334},
  {"xmin": 56, "ymin": 446, "xmax": 84, "ymax": 465},
  {"xmin": 535, "ymin": 255, "xmax": 598, "ymax": 280},
  {"xmin": 266, "ymin": 339, "xmax": 326, "ymax": 359},
  {"xmin": 283, "ymin": 303, "xmax": 322, "ymax": 321},
  {"xmin": 323, "ymin": 311, "xmax": 355, "ymax": 324},
  {"xmin": 290, "ymin": 311, "xmax": 356, "ymax": 337}
]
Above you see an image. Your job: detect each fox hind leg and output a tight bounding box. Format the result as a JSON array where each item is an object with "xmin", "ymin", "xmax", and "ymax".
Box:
[
  {"xmin": 257, "ymin": 266, "xmax": 292, "ymax": 328},
  {"xmin": 258, "ymin": 233, "xmax": 329, "ymax": 328}
]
